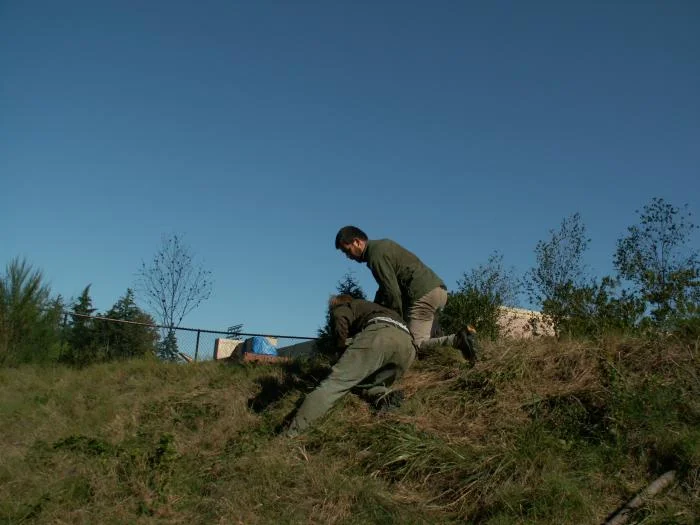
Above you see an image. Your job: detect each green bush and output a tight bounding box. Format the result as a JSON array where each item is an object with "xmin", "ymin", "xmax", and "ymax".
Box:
[
  {"xmin": 441, "ymin": 252, "xmax": 519, "ymax": 340},
  {"xmin": 0, "ymin": 258, "xmax": 65, "ymax": 366},
  {"xmin": 441, "ymin": 289, "xmax": 501, "ymax": 340},
  {"xmin": 544, "ymin": 277, "xmax": 645, "ymax": 339}
]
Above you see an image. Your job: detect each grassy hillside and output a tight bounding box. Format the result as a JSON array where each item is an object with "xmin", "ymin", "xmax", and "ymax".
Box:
[{"xmin": 1, "ymin": 336, "xmax": 698, "ymax": 524}]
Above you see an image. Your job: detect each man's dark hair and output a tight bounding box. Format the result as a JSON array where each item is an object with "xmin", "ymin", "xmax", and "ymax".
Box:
[{"xmin": 335, "ymin": 226, "xmax": 368, "ymax": 249}]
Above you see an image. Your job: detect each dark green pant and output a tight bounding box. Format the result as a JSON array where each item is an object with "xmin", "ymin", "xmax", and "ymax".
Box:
[{"xmin": 288, "ymin": 323, "xmax": 415, "ymax": 435}]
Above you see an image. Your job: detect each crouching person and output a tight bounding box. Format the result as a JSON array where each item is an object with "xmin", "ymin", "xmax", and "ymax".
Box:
[{"xmin": 286, "ymin": 295, "xmax": 416, "ymax": 437}]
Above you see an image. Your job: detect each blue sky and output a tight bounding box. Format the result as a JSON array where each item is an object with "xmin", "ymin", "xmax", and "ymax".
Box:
[{"xmin": 1, "ymin": 1, "xmax": 699, "ymax": 338}]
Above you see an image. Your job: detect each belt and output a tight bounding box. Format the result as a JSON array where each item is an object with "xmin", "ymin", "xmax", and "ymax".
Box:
[{"xmin": 366, "ymin": 316, "xmax": 411, "ymax": 334}]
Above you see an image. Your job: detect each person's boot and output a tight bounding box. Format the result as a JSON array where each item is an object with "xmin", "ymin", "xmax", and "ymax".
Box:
[{"xmin": 454, "ymin": 325, "xmax": 478, "ymax": 364}]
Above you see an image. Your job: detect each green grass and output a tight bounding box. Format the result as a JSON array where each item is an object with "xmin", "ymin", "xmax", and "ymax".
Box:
[{"xmin": 1, "ymin": 336, "xmax": 699, "ymax": 524}]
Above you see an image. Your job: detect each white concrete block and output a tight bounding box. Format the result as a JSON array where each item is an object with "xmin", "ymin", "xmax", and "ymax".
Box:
[{"xmin": 214, "ymin": 338, "xmax": 243, "ymax": 360}]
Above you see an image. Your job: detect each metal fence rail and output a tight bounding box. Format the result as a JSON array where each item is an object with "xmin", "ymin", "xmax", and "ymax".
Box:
[{"xmin": 63, "ymin": 311, "xmax": 317, "ymax": 362}]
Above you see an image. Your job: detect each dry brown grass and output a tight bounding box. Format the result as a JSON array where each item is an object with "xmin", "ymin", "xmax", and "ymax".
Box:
[{"xmin": 1, "ymin": 335, "xmax": 699, "ymax": 523}]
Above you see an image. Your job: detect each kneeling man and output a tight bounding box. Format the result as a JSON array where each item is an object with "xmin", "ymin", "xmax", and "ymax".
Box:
[{"xmin": 286, "ymin": 295, "xmax": 416, "ymax": 436}]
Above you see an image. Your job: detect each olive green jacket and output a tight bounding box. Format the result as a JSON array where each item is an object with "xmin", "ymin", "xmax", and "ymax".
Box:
[
  {"xmin": 331, "ymin": 299, "xmax": 403, "ymax": 349},
  {"xmin": 362, "ymin": 239, "xmax": 444, "ymax": 318}
]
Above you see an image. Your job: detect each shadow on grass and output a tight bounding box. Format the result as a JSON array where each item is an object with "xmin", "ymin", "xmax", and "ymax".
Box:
[{"xmin": 247, "ymin": 359, "xmax": 332, "ymax": 414}]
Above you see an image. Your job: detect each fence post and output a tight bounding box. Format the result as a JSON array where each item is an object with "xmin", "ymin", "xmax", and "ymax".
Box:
[
  {"xmin": 194, "ymin": 330, "xmax": 201, "ymax": 362},
  {"xmin": 60, "ymin": 312, "xmax": 69, "ymax": 360}
]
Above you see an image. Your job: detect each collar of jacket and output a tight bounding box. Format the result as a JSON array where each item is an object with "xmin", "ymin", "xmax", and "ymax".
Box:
[{"xmin": 361, "ymin": 239, "xmax": 374, "ymax": 263}]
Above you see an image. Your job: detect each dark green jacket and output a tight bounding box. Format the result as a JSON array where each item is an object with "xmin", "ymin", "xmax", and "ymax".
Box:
[
  {"xmin": 362, "ymin": 239, "xmax": 444, "ymax": 319},
  {"xmin": 331, "ymin": 299, "xmax": 403, "ymax": 349}
]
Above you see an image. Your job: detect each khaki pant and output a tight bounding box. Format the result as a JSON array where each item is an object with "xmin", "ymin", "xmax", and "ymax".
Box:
[
  {"xmin": 288, "ymin": 322, "xmax": 415, "ymax": 435},
  {"xmin": 408, "ymin": 286, "xmax": 456, "ymax": 351}
]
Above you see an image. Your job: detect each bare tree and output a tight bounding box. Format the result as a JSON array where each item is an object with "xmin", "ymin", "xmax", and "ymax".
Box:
[{"xmin": 136, "ymin": 234, "xmax": 213, "ymax": 331}]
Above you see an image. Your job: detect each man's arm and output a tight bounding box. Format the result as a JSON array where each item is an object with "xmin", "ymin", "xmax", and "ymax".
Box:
[
  {"xmin": 332, "ymin": 304, "xmax": 353, "ymax": 350},
  {"xmin": 369, "ymin": 256, "xmax": 403, "ymax": 317}
]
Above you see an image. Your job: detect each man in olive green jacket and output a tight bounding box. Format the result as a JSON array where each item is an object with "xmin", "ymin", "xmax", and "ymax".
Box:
[
  {"xmin": 335, "ymin": 225, "xmax": 477, "ymax": 361},
  {"xmin": 286, "ymin": 295, "xmax": 415, "ymax": 437}
]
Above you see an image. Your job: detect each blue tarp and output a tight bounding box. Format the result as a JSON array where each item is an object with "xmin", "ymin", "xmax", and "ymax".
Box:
[{"xmin": 248, "ymin": 336, "xmax": 278, "ymax": 356}]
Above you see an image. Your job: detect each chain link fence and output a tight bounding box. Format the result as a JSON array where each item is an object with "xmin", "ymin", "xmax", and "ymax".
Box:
[
  {"xmin": 163, "ymin": 325, "xmax": 318, "ymax": 361},
  {"xmin": 63, "ymin": 312, "xmax": 317, "ymax": 362}
]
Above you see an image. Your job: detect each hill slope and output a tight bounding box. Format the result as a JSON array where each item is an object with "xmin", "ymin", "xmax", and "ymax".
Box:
[{"xmin": 1, "ymin": 336, "xmax": 698, "ymax": 524}]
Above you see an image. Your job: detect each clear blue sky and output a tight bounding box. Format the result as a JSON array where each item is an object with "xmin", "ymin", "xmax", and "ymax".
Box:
[{"xmin": 2, "ymin": 1, "xmax": 699, "ymax": 338}]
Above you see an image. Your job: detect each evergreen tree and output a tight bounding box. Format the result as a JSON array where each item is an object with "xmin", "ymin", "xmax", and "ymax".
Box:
[
  {"xmin": 99, "ymin": 289, "xmax": 158, "ymax": 360},
  {"xmin": 336, "ymin": 273, "xmax": 366, "ymax": 300},
  {"xmin": 0, "ymin": 258, "xmax": 64, "ymax": 365},
  {"xmin": 62, "ymin": 285, "xmax": 99, "ymax": 366},
  {"xmin": 157, "ymin": 329, "xmax": 179, "ymax": 362},
  {"xmin": 316, "ymin": 272, "xmax": 366, "ymax": 355}
]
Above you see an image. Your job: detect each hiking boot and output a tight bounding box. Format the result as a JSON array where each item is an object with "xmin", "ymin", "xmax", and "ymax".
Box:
[
  {"xmin": 373, "ymin": 390, "xmax": 404, "ymax": 413},
  {"xmin": 454, "ymin": 325, "xmax": 478, "ymax": 364}
]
